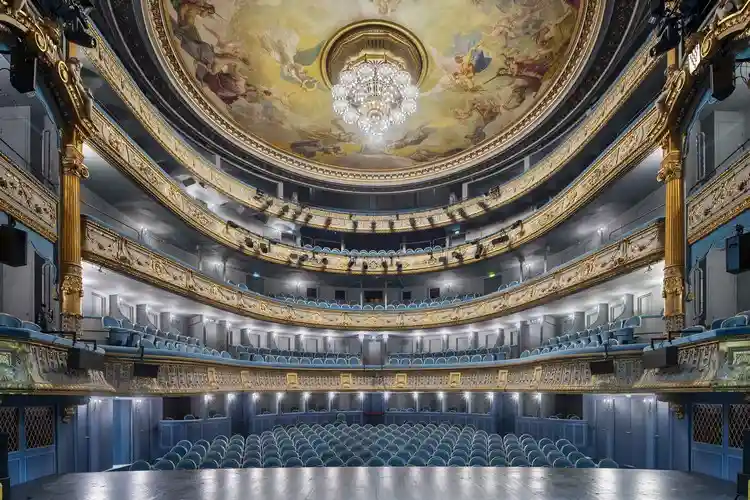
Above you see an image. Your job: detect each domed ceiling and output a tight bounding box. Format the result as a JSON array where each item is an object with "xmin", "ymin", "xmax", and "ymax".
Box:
[{"xmin": 142, "ymin": 0, "xmax": 601, "ymax": 185}]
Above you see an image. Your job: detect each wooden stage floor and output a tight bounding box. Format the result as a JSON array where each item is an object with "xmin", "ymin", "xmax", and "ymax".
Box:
[{"xmin": 13, "ymin": 467, "xmax": 740, "ymax": 500}]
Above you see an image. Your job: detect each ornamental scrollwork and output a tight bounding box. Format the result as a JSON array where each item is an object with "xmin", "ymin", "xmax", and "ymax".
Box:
[{"xmin": 0, "ymin": 155, "xmax": 57, "ymax": 241}]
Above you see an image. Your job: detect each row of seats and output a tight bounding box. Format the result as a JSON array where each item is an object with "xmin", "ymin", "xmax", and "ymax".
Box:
[
  {"xmin": 497, "ymin": 281, "xmax": 521, "ymax": 292},
  {"xmin": 141, "ymin": 421, "xmax": 619, "ymax": 470},
  {"xmin": 302, "ymin": 245, "xmax": 443, "ymax": 256},
  {"xmin": 387, "ymin": 346, "xmax": 509, "ymax": 366},
  {"xmin": 267, "ymin": 294, "xmax": 480, "ymax": 310},
  {"xmin": 232, "ymin": 346, "xmax": 363, "ymax": 366},
  {"xmin": 0, "ymin": 313, "xmax": 43, "ymax": 332}
]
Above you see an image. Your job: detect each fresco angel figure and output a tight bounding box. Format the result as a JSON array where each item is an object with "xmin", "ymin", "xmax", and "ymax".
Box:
[
  {"xmin": 171, "ymin": 0, "xmax": 216, "ymax": 43},
  {"xmin": 370, "ymin": 0, "xmax": 401, "ymax": 14},
  {"xmin": 424, "ymin": 33, "xmax": 492, "ymax": 95},
  {"xmin": 259, "ymin": 28, "xmax": 325, "ymax": 91}
]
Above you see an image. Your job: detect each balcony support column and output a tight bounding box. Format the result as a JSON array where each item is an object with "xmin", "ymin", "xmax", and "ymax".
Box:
[
  {"xmin": 59, "ymin": 128, "xmax": 89, "ymax": 333},
  {"xmin": 658, "ymin": 127, "xmax": 685, "ymax": 339}
]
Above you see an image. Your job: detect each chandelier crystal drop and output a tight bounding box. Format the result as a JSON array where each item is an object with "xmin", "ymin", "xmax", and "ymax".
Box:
[{"xmin": 331, "ymin": 60, "xmax": 419, "ymax": 137}]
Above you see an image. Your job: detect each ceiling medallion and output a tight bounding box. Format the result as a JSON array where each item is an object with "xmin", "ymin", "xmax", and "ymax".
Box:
[{"xmin": 321, "ymin": 20, "xmax": 428, "ymax": 139}]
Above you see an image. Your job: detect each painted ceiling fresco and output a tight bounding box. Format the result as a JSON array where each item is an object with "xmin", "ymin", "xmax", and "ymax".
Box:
[{"xmin": 164, "ymin": 0, "xmax": 583, "ymax": 170}]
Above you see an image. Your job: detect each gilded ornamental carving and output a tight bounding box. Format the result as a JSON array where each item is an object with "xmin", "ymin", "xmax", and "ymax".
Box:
[
  {"xmin": 0, "ymin": 154, "xmax": 57, "ymax": 241},
  {"xmin": 82, "ymin": 216, "xmax": 664, "ymax": 330}
]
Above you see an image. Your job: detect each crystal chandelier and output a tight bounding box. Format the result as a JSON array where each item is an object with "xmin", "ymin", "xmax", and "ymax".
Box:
[{"xmin": 331, "ymin": 59, "xmax": 419, "ymax": 137}]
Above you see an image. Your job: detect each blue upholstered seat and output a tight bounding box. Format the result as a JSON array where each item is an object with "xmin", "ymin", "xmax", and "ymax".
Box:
[{"xmin": 129, "ymin": 460, "xmax": 151, "ymax": 471}]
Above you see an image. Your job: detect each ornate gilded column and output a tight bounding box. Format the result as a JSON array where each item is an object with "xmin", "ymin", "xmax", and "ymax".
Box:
[
  {"xmin": 657, "ymin": 127, "xmax": 685, "ymax": 338},
  {"xmin": 59, "ymin": 128, "xmax": 89, "ymax": 332}
]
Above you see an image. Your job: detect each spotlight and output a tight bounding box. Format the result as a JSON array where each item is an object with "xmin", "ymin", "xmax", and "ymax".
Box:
[
  {"xmin": 260, "ymin": 243, "xmax": 269, "ymax": 254},
  {"xmin": 492, "ymin": 234, "xmax": 509, "ymax": 245},
  {"xmin": 650, "ymin": 16, "xmax": 681, "ymax": 58},
  {"xmin": 474, "ymin": 243, "xmax": 485, "ymax": 260},
  {"xmin": 226, "ymin": 220, "xmax": 240, "ymax": 229},
  {"xmin": 348, "ymin": 257, "xmax": 356, "ymax": 269},
  {"xmin": 452, "ymin": 251, "xmax": 463, "ymax": 261}
]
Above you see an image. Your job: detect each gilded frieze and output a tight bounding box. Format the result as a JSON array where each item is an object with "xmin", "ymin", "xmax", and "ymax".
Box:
[
  {"xmin": 687, "ymin": 148, "xmax": 750, "ymax": 244},
  {"xmin": 83, "ymin": 29, "xmax": 657, "ymax": 233},
  {"xmin": 633, "ymin": 342, "xmax": 720, "ymax": 391},
  {"xmin": 0, "ymin": 155, "xmax": 56, "ymax": 241},
  {"xmin": 88, "ymin": 104, "xmax": 663, "ymax": 276},
  {"xmin": 82, "ymin": 217, "xmax": 664, "ymax": 330}
]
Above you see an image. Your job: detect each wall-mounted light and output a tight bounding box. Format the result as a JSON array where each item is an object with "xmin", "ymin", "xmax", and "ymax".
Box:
[
  {"xmin": 204, "ymin": 394, "xmax": 213, "ymax": 403},
  {"xmin": 383, "ymin": 391, "xmax": 391, "ymax": 400},
  {"xmin": 463, "ymin": 391, "xmax": 471, "ymax": 400},
  {"xmin": 328, "ymin": 392, "xmax": 336, "ymax": 400},
  {"xmin": 302, "ymin": 392, "xmax": 310, "ymax": 400},
  {"xmin": 568, "ymin": 314, "xmax": 575, "ymax": 320},
  {"xmin": 358, "ymin": 392, "xmax": 365, "ymax": 401},
  {"xmin": 602, "ymin": 396, "xmax": 613, "ymax": 409},
  {"xmin": 252, "ymin": 393, "xmax": 260, "ymax": 401},
  {"xmin": 412, "ymin": 391, "xmax": 419, "ymax": 399},
  {"xmin": 383, "ymin": 333, "xmax": 389, "ymax": 341},
  {"xmin": 511, "ymin": 393, "xmax": 519, "ymax": 402},
  {"xmin": 437, "ymin": 392, "xmax": 444, "ymax": 400},
  {"xmin": 276, "ymin": 392, "xmax": 284, "ymax": 400},
  {"xmin": 486, "ymin": 392, "xmax": 494, "ymax": 401},
  {"xmin": 358, "ymin": 333, "xmax": 365, "ymax": 342},
  {"xmin": 90, "ymin": 398, "xmax": 102, "ymax": 405},
  {"xmin": 534, "ymin": 393, "xmax": 542, "ymax": 402},
  {"xmin": 134, "ymin": 398, "xmax": 143, "ymax": 405},
  {"xmin": 227, "ymin": 393, "xmax": 235, "ymax": 402}
]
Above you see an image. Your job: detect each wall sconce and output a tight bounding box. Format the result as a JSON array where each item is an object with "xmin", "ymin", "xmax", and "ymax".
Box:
[
  {"xmin": 204, "ymin": 394, "xmax": 213, "ymax": 403},
  {"xmin": 90, "ymin": 398, "xmax": 102, "ymax": 405},
  {"xmin": 534, "ymin": 393, "xmax": 542, "ymax": 402},
  {"xmin": 252, "ymin": 393, "xmax": 260, "ymax": 401},
  {"xmin": 328, "ymin": 392, "xmax": 336, "ymax": 400},
  {"xmin": 463, "ymin": 391, "xmax": 471, "ymax": 400},
  {"xmin": 276, "ymin": 392, "xmax": 284, "ymax": 400},
  {"xmin": 227, "ymin": 393, "xmax": 235, "ymax": 402},
  {"xmin": 437, "ymin": 392, "xmax": 444, "ymax": 400},
  {"xmin": 412, "ymin": 391, "xmax": 419, "ymax": 399},
  {"xmin": 383, "ymin": 391, "xmax": 390, "ymax": 400},
  {"xmin": 358, "ymin": 392, "xmax": 365, "ymax": 401},
  {"xmin": 302, "ymin": 392, "xmax": 310, "ymax": 400},
  {"xmin": 511, "ymin": 393, "xmax": 519, "ymax": 402},
  {"xmin": 486, "ymin": 392, "xmax": 494, "ymax": 401},
  {"xmin": 602, "ymin": 396, "xmax": 613, "ymax": 409},
  {"xmin": 358, "ymin": 333, "xmax": 365, "ymax": 342}
]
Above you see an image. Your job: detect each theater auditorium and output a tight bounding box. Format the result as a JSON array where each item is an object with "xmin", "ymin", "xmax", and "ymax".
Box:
[{"xmin": 0, "ymin": 0, "xmax": 748, "ymax": 498}]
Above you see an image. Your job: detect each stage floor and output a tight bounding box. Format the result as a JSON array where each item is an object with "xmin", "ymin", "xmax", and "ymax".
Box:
[{"xmin": 13, "ymin": 467, "xmax": 739, "ymax": 500}]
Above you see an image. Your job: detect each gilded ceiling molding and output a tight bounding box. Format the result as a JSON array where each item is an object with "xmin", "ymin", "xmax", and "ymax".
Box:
[
  {"xmin": 0, "ymin": 336, "xmax": 113, "ymax": 394},
  {"xmin": 0, "ymin": 155, "xmax": 57, "ymax": 241},
  {"xmin": 687, "ymin": 148, "xmax": 750, "ymax": 244},
  {"xmin": 141, "ymin": 0, "xmax": 604, "ymax": 187},
  {"xmin": 82, "ymin": 216, "xmax": 664, "ymax": 330},
  {"xmin": 83, "ymin": 30, "xmax": 657, "ymax": 233},
  {"xmin": 89, "ymin": 103, "xmax": 663, "ymax": 276}
]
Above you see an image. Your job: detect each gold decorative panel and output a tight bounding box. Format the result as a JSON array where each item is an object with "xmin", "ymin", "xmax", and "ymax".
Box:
[
  {"xmin": 0, "ymin": 155, "xmax": 56, "ymax": 242},
  {"xmin": 82, "ymin": 216, "xmax": 664, "ymax": 330},
  {"xmin": 83, "ymin": 30, "xmax": 657, "ymax": 232}
]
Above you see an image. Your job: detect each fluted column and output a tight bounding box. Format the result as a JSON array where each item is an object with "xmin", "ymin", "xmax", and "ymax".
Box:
[
  {"xmin": 658, "ymin": 128, "xmax": 685, "ymax": 338},
  {"xmin": 59, "ymin": 128, "xmax": 89, "ymax": 333}
]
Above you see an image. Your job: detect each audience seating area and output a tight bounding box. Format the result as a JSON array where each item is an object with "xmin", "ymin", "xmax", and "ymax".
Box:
[
  {"xmin": 266, "ymin": 293, "xmax": 481, "ymax": 310},
  {"xmin": 233, "ymin": 346, "xmax": 362, "ymax": 366},
  {"xmin": 135, "ymin": 421, "xmax": 619, "ymax": 470},
  {"xmin": 387, "ymin": 347, "xmax": 509, "ymax": 366},
  {"xmin": 302, "ymin": 245, "xmax": 443, "ymax": 257},
  {"xmin": 99, "ymin": 316, "xmax": 221, "ymax": 353}
]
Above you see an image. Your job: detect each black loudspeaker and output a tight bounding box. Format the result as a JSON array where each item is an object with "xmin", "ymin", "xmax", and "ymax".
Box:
[
  {"xmin": 67, "ymin": 347, "xmax": 105, "ymax": 371},
  {"xmin": 10, "ymin": 44, "xmax": 36, "ymax": 95},
  {"xmin": 726, "ymin": 231, "xmax": 750, "ymax": 274},
  {"xmin": 0, "ymin": 225, "xmax": 27, "ymax": 267},
  {"xmin": 642, "ymin": 345, "xmax": 679, "ymax": 370},
  {"xmin": 589, "ymin": 359, "xmax": 615, "ymax": 375},
  {"xmin": 133, "ymin": 362, "xmax": 160, "ymax": 378},
  {"xmin": 710, "ymin": 51, "xmax": 736, "ymax": 101}
]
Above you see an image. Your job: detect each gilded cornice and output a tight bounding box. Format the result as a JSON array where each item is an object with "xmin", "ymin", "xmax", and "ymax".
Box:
[
  {"xmin": 89, "ymin": 104, "xmax": 663, "ymax": 276},
  {"xmin": 82, "ymin": 30, "xmax": 657, "ymax": 233},
  {"xmin": 0, "ymin": 155, "xmax": 56, "ymax": 241},
  {"xmin": 687, "ymin": 148, "xmax": 750, "ymax": 244},
  {"xmin": 140, "ymin": 0, "xmax": 605, "ymax": 188},
  {"xmin": 82, "ymin": 216, "xmax": 664, "ymax": 330}
]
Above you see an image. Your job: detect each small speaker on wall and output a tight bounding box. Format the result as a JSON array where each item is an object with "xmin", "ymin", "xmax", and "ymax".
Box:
[
  {"xmin": 0, "ymin": 225, "xmax": 27, "ymax": 267},
  {"xmin": 726, "ymin": 229, "xmax": 750, "ymax": 274},
  {"xmin": 67, "ymin": 347, "xmax": 105, "ymax": 371},
  {"xmin": 589, "ymin": 359, "xmax": 615, "ymax": 375},
  {"xmin": 642, "ymin": 345, "xmax": 678, "ymax": 370},
  {"xmin": 133, "ymin": 363, "xmax": 160, "ymax": 378}
]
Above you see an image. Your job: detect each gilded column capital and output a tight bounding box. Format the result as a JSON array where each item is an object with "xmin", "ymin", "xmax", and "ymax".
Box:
[{"xmin": 61, "ymin": 131, "xmax": 89, "ymax": 179}]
